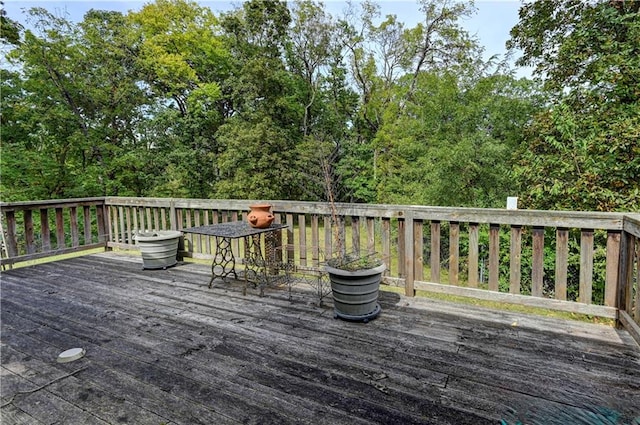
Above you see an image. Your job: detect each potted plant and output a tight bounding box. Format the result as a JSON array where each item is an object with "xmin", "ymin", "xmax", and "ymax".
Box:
[
  {"xmin": 321, "ymin": 160, "xmax": 385, "ymax": 322},
  {"xmin": 324, "ymin": 252, "xmax": 385, "ymax": 322}
]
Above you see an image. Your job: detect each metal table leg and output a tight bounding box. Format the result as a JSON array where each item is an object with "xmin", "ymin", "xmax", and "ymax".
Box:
[
  {"xmin": 243, "ymin": 234, "xmax": 267, "ymax": 295},
  {"xmin": 209, "ymin": 236, "xmax": 237, "ymax": 288}
]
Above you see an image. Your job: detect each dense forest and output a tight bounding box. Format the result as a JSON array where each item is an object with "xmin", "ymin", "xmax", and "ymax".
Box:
[{"xmin": 1, "ymin": 0, "xmax": 638, "ymax": 212}]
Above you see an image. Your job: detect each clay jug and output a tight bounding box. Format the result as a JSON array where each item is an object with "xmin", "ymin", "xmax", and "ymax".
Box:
[{"xmin": 247, "ymin": 204, "xmax": 275, "ymax": 228}]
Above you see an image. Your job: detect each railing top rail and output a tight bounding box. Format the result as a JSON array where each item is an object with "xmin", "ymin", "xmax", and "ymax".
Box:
[
  {"xmin": 0, "ymin": 197, "xmax": 106, "ymax": 212},
  {"xmin": 407, "ymin": 206, "xmax": 626, "ymax": 230},
  {"xmin": 104, "ymin": 197, "xmax": 630, "ymax": 230},
  {"xmin": 623, "ymin": 214, "xmax": 640, "ymax": 237},
  {"xmin": 1, "ymin": 196, "xmax": 633, "ymax": 232}
]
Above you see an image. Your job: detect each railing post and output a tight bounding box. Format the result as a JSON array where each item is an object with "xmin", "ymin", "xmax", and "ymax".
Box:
[
  {"xmin": 24, "ymin": 209, "xmax": 35, "ymax": 254},
  {"xmin": 617, "ymin": 230, "xmax": 634, "ymax": 325},
  {"xmin": 55, "ymin": 208, "xmax": 65, "ymax": 249},
  {"xmin": 468, "ymin": 223, "xmax": 479, "ymax": 288},
  {"xmin": 70, "ymin": 206, "xmax": 79, "ymax": 247},
  {"xmin": 636, "ymin": 241, "xmax": 640, "ymax": 324},
  {"xmin": 605, "ymin": 230, "xmax": 621, "ymax": 307},
  {"xmin": 3, "ymin": 210, "xmax": 18, "ymax": 257},
  {"xmin": 382, "ymin": 218, "xmax": 390, "ymax": 276},
  {"xmin": 83, "ymin": 206, "xmax": 92, "ymax": 245},
  {"xmin": 97, "ymin": 201, "xmax": 108, "ymax": 245},
  {"xmin": 287, "ymin": 213, "xmax": 296, "ymax": 264},
  {"xmin": 41, "ymin": 208, "xmax": 51, "ymax": 251},
  {"xmin": 312, "ymin": 214, "xmax": 320, "ymax": 266},
  {"xmin": 414, "ymin": 219, "xmax": 423, "ymax": 281},
  {"xmin": 509, "ymin": 225, "xmax": 522, "ymax": 294},
  {"xmin": 555, "ymin": 228, "xmax": 569, "ymax": 300},
  {"xmin": 299, "ymin": 214, "xmax": 307, "ymax": 266},
  {"xmin": 351, "ymin": 215, "xmax": 359, "ymax": 256},
  {"xmin": 324, "ymin": 215, "xmax": 332, "ymax": 260},
  {"xmin": 170, "ymin": 199, "xmax": 177, "ymax": 231},
  {"xmin": 532, "ymin": 226, "xmax": 545, "ymax": 297},
  {"xmin": 398, "ymin": 218, "xmax": 405, "ymax": 278},
  {"xmin": 579, "ymin": 229, "xmax": 594, "ymax": 304},
  {"xmin": 449, "ymin": 221, "xmax": 459, "ymax": 285},
  {"xmin": 488, "ymin": 224, "xmax": 500, "ymax": 291},
  {"xmin": 404, "ymin": 209, "xmax": 415, "ymax": 297},
  {"xmin": 430, "ymin": 221, "xmax": 441, "ymax": 283}
]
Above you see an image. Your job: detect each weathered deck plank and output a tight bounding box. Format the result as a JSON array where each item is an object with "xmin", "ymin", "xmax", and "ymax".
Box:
[{"xmin": 1, "ymin": 253, "xmax": 639, "ymax": 425}]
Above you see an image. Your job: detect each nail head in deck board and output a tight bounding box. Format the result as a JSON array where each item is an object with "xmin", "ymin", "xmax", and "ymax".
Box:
[{"xmin": 2, "ymin": 253, "xmax": 639, "ymax": 424}]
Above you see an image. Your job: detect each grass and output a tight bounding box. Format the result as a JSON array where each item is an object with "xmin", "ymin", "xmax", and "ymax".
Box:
[{"xmin": 380, "ymin": 285, "xmax": 616, "ymax": 326}]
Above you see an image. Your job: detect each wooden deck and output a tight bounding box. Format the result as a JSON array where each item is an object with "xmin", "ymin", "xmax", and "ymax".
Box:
[{"xmin": 1, "ymin": 253, "xmax": 639, "ymax": 425}]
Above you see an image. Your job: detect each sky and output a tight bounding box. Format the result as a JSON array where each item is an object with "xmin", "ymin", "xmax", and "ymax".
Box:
[{"xmin": 3, "ymin": 0, "xmax": 532, "ymax": 78}]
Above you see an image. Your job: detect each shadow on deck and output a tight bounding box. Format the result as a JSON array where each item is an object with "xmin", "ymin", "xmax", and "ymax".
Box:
[{"xmin": 1, "ymin": 253, "xmax": 639, "ymax": 424}]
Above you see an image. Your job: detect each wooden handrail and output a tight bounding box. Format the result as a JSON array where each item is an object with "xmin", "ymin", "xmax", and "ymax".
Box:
[{"xmin": 1, "ymin": 198, "xmax": 108, "ymax": 267}]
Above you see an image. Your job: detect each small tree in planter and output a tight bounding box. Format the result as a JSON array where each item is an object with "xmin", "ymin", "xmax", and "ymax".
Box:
[{"xmin": 321, "ymin": 159, "xmax": 385, "ymax": 322}]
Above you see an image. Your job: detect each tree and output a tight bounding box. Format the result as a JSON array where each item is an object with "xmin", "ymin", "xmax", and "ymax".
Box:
[
  {"xmin": 509, "ymin": 0, "xmax": 640, "ymax": 211},
  {"xmin": 286, "ymin": 1, "xmax": 360, "ymax": 201},
  {"xmin": 214, "ymin": 0, "xmax": 304, "ymax": 200},
  {"xmin": 0, "ymin": 1, "xmax": 21, "ymax": 45},
  {"xmin": 3, "ymin": 9, "xmax": 101, "ymax": 198},
  {"xmin": 127, "ymin": 0, "xmax": 232, "ymax": 198},
  {"xmin": 1, "ymin": 0, "xmax": 559, "ymax": 210},
  {"xmin": 76, "ymin": 10, "xmax": 152, "ymax": 196},
  {"xmin": 333, "ymin": 0, "xmax": 485, "ymax": 203},
  {"xmin": 374, "ymin": 71, "xmax": 541, "ymax": 207},
  {"xmin": 0, "ymin": 7, "xmax": 154, "ymax": 198},
  {"xmin": 288, "ymin": 0, "xmax": 337, "ymax": 139}
]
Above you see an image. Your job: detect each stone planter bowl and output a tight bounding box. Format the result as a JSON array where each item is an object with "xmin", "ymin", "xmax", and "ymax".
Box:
[{"xmin": 134, "ymin": 230, "xmax": 182, "ymax": 270}]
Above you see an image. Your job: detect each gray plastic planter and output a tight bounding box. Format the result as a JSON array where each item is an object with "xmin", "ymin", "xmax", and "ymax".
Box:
[
  {"xmin": 134, "ymin": 230, "xmax": 182, "ymax": 270},
  {"xmin": 324, "ymin": 263, "xmax": 386, "ymax": 322}
]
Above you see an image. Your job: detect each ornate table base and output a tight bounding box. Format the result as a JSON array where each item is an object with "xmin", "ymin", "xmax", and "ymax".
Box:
[{"xmin": 183, "ymin": 221, "xmax": 290, "ymax": 296}]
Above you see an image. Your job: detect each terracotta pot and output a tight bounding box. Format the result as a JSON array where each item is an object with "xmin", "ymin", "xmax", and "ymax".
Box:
[{"xmin": 247, "ymin": 204, "xmax": 275, "ymax": 228}]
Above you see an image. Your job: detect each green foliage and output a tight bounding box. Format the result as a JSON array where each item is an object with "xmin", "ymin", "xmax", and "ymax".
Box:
[
  {"xmin": 375, "ymin": 72, "xmax": 541, "ymax": 207},
  {"xmin": 3, "ymin": 0, "xmax": 635, "ymax": 217},
  {"xmin": 214, "ymin": 114, "xmax": 298, "ymax": 199},
  {"xmin": 510, "ymin": 1, "xmax": 640, "ymax": 212},
  {"xmin": 515, "ymin": 103, "xmax": 640, "ymax": 211},
  {"xmin": 0, "ymin": 2, "xmax": 22, "ymax": 45},
  {"xmin": 1, "ymin": 7, "xmax": 151, "ymax": 199}
]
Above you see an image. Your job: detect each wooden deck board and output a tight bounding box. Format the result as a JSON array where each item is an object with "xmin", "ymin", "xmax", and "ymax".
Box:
[{"xmin": 1, "ymin": 253, "xmax": 639, "ymax": 425}]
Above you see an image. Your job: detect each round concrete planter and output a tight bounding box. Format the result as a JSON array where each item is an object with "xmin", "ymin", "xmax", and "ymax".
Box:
[
  {"xmin": 134, "ymin": 230, "xmax": 182, "ymax": 270},
  {"xmin": 324, "ymin": 263, "xmax": 386, "ymax": 322}
]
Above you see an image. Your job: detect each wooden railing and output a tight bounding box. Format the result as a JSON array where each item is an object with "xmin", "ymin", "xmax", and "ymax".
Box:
[
  {"xmin": 0, "ymin": 198, "xmax": 108, "ymax": 265},
  {"xmin": 2, "ymin": 196, "xmax": 639, "ymax": 344},
  {"xmin": 621, "ymin": 214, "xmax": 640, "ymax": 344}
]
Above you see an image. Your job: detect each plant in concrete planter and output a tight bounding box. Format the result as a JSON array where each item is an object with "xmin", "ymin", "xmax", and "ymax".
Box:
[
  {"xmin": 324, "ymin": 254, "xmax": 385, "ymax": 322},
  {"xmin": 326, "ymin": 252, "xmax": 383, "ymax": 271},
  {"xmin": 321, "ymin": 160, "xmax": 385, "ymax": 322}
]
